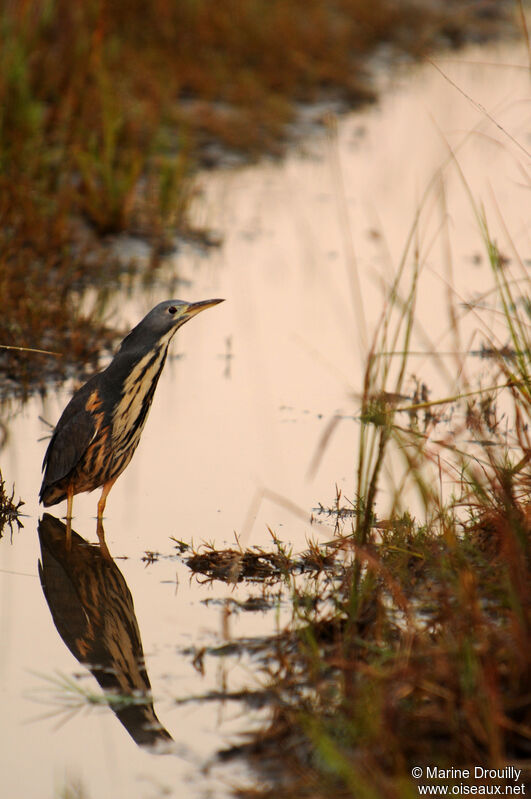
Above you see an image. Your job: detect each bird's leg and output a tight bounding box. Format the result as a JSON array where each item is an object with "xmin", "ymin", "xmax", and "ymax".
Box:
[
  {"xmin": 97, "ymin": 476, "xmax": 117, "ymax": 522},
  {"xmin": 96, "ymin": 477, "xmax": 117, "ymax": 558},
  {"xmin": 65, "ymin": 486, "xmax": 74, "ymax": 550}
]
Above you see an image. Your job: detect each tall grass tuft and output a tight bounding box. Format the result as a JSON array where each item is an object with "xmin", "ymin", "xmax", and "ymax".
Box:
[{"xmin": 231, "ymin": 198, "xmax": 531, "ymax": 796}]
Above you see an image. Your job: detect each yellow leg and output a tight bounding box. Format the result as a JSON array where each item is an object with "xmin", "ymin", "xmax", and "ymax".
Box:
[
  {"xmin": 97, "ymin": 477, "xmax": 117, "ymax": 522},
  {"xmin": 96, "ymin": 477, "xmax": 117, "ymax": 558},
  {"xmin": 65, "ymin": 486, "xmax": 74, "ymax": 551}
]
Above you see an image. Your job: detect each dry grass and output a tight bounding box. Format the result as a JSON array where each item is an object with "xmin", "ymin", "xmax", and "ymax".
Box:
[
  {"xmin": 183, "ymin": 537, "xmax": 337, "ymax": 584},
  {"xmin": 0, "ymin": 468, "xmax": 23, "ymax": 536},
  {"xmin": 207, "ymin": 186, "xmax": 531, "ymax": 794}
]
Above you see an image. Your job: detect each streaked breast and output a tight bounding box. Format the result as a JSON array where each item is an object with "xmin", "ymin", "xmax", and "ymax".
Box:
[{"xmin": 110, "ymin": 343, "xmax": 169, "ymax": 457}]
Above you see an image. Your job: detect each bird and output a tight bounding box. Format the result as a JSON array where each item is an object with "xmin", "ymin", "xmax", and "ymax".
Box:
[{"xmin": 39, "ymin": 298, "xmax": 223, "ymax": 546}]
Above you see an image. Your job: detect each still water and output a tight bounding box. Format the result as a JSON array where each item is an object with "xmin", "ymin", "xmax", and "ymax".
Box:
[{"xmin": 1, "ymin": 41, "xmax": 529, "ymax": 798}]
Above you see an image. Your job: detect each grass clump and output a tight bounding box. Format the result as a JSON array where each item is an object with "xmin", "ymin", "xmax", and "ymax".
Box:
[
  {"xmin": 0, "ymin": 468, "xmax": 23, "ymax": 536},
  {"xmin": 223, "ymin": 203, "xmax": 530, "ymax": 796}
]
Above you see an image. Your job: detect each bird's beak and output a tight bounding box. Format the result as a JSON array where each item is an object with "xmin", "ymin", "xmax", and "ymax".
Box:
[{"xmin": 183, "ymin": 298, "xmax": 224, "ymax": 319}]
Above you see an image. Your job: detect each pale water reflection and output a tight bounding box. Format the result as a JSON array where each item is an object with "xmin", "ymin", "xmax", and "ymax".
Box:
[{"xmin": 0, "ymin": 40, "xmax": 529, "ymax": 798}]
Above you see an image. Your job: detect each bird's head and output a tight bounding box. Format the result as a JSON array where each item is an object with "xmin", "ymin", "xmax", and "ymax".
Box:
[{"xmin": 119, "ymin": 299, "xmax": 224, "ymax": 355}]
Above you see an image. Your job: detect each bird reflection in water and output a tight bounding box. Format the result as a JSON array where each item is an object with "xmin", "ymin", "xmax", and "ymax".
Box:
[{"xmin": 38, "ymin": 513, "xmax": 173, "ymax": 750}]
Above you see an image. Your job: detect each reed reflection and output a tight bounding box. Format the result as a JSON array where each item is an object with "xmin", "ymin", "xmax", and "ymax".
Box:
[{"xmin": 38, "ymin": 513, "xmax": 172, "ymax": 749}]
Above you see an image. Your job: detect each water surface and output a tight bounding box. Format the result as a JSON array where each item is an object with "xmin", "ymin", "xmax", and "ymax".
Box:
[{"xmin": 1, "ymin": 40, "xmax": 529, "ymax": 798}]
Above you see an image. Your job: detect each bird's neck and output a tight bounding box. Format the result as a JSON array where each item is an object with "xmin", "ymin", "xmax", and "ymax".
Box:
[{"xmin": 113, "ymin": 340, "xmax": 170, "ymax": 407}]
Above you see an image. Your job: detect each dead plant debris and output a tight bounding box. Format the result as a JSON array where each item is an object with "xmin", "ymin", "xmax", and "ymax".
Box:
[
  {"xmin": 208, "ymin": 502, "xmax": 530, "ymax": 799},
  {"xmin": 183, "ymin": 542, "xmax": 338, "ymax": 584},
  {"xmin": 183, "ymin": 248, "xmax": 531, "ymax": 797},
  {"xmin": 0, "ymin": 470, "xmax": 24, "ymax": 537}
]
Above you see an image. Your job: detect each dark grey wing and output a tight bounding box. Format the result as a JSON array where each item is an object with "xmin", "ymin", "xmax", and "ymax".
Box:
[{"xmin": 41, "ymin": 406, "xmax": 96, "ymax": 489}]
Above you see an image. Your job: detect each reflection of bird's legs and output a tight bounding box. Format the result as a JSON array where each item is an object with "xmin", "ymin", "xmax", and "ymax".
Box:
[
  {"xmin": 96, "ymin": 477, "xmax": 117, "ymax": 559},
  {"xmin": 97, "ymin": 520, "xmax": 111, "ymax": 559},
  {"xmin": 65, "ymin": 485, "xmax": 74, "ymax": 550}
]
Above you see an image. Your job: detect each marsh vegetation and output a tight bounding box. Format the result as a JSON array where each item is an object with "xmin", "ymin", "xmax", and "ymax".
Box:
[
  {"xmin": 0, "ymin": 4, "xmax": 529, "ymax": 797},
  {"xmin": 213, "ymin": 215, "xmax": 531, "ymax": 797},
  {"xmin": 0, "ymin": 0, "xmax": 518, "ymax": 396}
]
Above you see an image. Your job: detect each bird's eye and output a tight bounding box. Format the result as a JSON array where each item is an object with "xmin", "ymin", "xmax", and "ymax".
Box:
[{"xmin": 168, "ymin": 306, "xmax": 177, "ymax": 315}]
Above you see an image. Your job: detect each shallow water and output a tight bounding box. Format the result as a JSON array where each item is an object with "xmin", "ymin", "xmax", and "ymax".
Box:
[{"xmin": 1, "ymin": 40, "xmax": 529, "ymax": 798}]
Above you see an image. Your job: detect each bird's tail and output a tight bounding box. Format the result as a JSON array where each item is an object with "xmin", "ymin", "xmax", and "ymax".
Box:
[{"xmin": 39, "ymin": 482, "xmax": 67, "ymax": 507}]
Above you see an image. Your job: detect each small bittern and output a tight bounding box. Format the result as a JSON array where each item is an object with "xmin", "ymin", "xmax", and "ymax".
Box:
[{"xmin": 40, "ymin": 299, "xmax": 223, "ymax": 543}]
